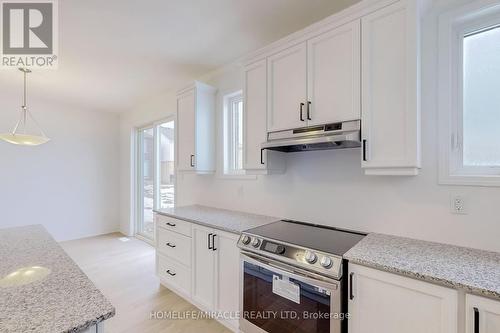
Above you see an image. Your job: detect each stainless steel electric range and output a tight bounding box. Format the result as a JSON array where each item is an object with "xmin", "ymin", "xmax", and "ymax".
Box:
[{"xmin": 237, "ymin": 220, "xmax": 366, "ymax": 333}]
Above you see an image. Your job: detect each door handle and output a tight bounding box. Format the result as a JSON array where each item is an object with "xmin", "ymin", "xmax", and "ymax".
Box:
[
  {"xmin": 474, "ymin": 307, "xmax": 479, "ymax": 333},
  {"xmin": 362, "ymin": 140, "xmax": 368, "ymax": 162},
  {"xmin": 190, "ymin": 154, "xmax": 195, "ymax": 167},
  {"xmin": 307, "ymin": 101, "xmax": 312, "ymax": 120},
  {"xmin": 349, "ymin": 272, "xmax": 355, "ymax": 300},
  {"xmin": 166, "ymin": 242, "xmax": 176, "ymax": 248},
  {"xmin": 208, "ymin": 233, "xmax": 213, "ymax": 250},
  {"xmin": 260, "ymin": 149, "xmax": 265, "ymax": 165},
  {"xmin": 166, "ymin": 269, "xmax": 176, "ymax": 276},
  {"xmin": 212, "ymin": 234, "xmax": 217, "ymax": 251},
  {"xmin": 300, "ymin": 103, "xmax": 305, "ymax": 121}
]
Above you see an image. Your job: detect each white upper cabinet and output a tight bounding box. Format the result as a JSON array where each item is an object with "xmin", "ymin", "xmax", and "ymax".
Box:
[
  {"xmin": 466, "ymin": 294, "xmax": 500, "ymax": 333},
  {"xmin": 349, "ymin": 264, "xmax": 458, "ymax": 333},
  {"xmin": 243, "ymin": 59, "xmax": 285, "ymax": 174},
  {"xmin": 176, "ymin": 81, "xmax": 216, "ymax": 173},
  {"xmin": 267, "ymin": 43, "xmax": 308, "ymax": 132},
  {"xmin": 361, "ymin": 0, "xmax": 421, "ymax": 175},
  {"xmin": 307, "ymin": 20, "xmax": 361, "ymax": 125}
]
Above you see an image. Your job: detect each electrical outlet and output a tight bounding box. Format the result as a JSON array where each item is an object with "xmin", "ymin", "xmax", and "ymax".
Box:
[{"xmin": 450, "ymin": 195, "xmax": 467, "ymax": 214}]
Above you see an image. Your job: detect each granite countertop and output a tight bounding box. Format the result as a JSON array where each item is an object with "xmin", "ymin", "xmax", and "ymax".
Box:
[
  {"xmin": 0, "ymin": 225, "xmax": 115, "ymax": 333},
  {"xmin": 345, "ymin": 233, "xmax": 500, "ymax": 300},
  {"xmin": 154, "ymin": 205, "xmax": 280, "ymax": 234}
]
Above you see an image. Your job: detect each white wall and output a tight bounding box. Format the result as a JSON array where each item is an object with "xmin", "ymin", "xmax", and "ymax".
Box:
[
  {"xmin": 0, "ymin": 93, "xmax": 120, "ymax": 241},
  {"xmin": 119, "ymin": 0, "xmax": 500, "ymax": 253}
]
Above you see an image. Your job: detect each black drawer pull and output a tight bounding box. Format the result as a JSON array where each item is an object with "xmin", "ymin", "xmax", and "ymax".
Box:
[
  {"xmin": 166, "ymin": 242, "xmax": 176, "ymax": 248},
  {"xmin": 166, "ymin": 222, "xmax": 176, "ymax": 227},
  {"xmin": 166, "ymin": 270, "xmax": 176, "ymax": 276}
]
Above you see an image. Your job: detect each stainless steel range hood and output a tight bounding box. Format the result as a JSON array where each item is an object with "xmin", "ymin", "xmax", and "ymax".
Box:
[{"xmin": 262, "ymin": 119, "xmax": 361, "ymax": 152}]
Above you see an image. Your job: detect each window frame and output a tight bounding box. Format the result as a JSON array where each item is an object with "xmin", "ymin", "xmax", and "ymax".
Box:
[
  {"xmin": 223, "ymin": 90, "xmax": 245, "ymax": 176},
  {"xmin": 438, "ymin": 0, "xmax": 500, "ymax": 186}
]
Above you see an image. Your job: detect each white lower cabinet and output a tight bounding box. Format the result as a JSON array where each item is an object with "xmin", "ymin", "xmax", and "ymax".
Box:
[
  {"xmin": 191, "ymin": 224, "xmax": 240, "ymax": 332},
  {"xmin": 348, "ymin": 264, "xmax": 458, "ymax": 333},
  {"xmin": 155, "ymin": 214, "xmax": 240, "ymax": 332},
  {"xmin": 466, "ymin": 294, "xmax": 500, "ymax": 333}
]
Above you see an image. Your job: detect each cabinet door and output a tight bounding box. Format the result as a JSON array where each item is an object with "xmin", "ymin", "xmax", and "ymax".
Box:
[
  {"xmin": 215, "ymin": 231, "xmax": 240, "ymax": 331},
  {"xmin": 361, "ymin": 1, "xmax": 420, "ymax": 175},
  {"xmin": 348, "ymin": 264, "xmax": 458, "ymax": 333},
  {"xmin": 307, "ymin": 20, "xmax": 360, "ymax": 125},
  {"xmin": 177, "ymin": 89, "xmax": 196, "ymax": 171},
  {"xmin": 267, "ymin": 42, "xmax": 307, "ymax": 132},
  {"xmin": 466, "ymin": 294, "xmax": 500, "ymax": 333},
  {"xmin": 244, "ymin": 59, "xmax": 268, "ymax": 171},
  {"xmin": 192, "ymin": 225, "xmax": 215, "ymax": 310}
]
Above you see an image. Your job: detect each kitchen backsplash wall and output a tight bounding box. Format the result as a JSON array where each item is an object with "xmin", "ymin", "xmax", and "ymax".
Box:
[{"xmin": 120, "ymin": 0, "xmax": 500, "ymax": 252}]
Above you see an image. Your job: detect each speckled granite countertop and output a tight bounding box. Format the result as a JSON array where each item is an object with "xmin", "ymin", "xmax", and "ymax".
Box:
[
  {"xmin": 345, "ymin": 233, "xmax": 500, "ymax": 300},
  {"xmin": 154, "ymin": 205, "xmax": 280, "ymax": 234},
  {"xmin": 0, "ymin": 225, "xmax": 115, "ymax": 333}
]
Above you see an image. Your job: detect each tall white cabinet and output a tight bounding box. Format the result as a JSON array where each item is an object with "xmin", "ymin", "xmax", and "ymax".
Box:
[
  {"xmin": 348, "ymin": 264, "xmax": 458, "ymax": 333},
  {"xmin": 177, "ymin": 81, "xmax": 216, "ymax": 173},
  {"xmin": 360, "ymin": 0, "xmax": 421, "ymax": 175}
]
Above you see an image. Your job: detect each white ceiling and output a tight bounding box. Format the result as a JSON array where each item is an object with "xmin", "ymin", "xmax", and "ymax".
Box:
[{"xmin": 0, "ymin": 0, "xmax": 359, "ymax": 113}]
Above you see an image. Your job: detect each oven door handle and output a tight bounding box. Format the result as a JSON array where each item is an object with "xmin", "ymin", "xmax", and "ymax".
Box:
[{"xmin": 241, "ymin": 252, "xmax": 339, "ymax": 290}]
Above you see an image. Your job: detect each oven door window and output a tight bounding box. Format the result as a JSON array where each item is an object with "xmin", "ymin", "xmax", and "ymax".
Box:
[{"xmin": 243, "ymin": 261, "xmax": 332, "ymax": 333}]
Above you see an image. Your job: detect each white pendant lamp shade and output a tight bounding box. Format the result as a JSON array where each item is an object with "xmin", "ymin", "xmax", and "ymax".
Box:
[{"xmin": 0, "ymin": 68, "xmax": 50, "ymax": 146}]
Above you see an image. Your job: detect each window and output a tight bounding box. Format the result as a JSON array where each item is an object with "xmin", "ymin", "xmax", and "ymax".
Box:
[
  {"xmin": 136, "ymin": 119, "xmax": 175, "ymax": 242},
  {"xmin": 223, "ymin": 91, "xmax": 244, "ymax": 175},
  {"xmin": 439, "ymin": 2, "xmax": 500, "ymax": 186}
]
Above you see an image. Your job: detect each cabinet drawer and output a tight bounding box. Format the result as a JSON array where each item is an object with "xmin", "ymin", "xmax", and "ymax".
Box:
[
  {"xmin": 157, "ymin": 254, "xmax": 191, "ymax": 297},
  {"xmin": 156, "ymin": 214, "xmax": 192, "ymax": 237},
  {"xmin": 157, "ymin": 228, "xmax": 192, "ymax": 267}
]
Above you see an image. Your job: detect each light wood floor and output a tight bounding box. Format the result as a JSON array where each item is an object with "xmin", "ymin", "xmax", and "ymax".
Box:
[{"xmin": 61, "ymin": 233, "xmax": 231, "ymax": 333}]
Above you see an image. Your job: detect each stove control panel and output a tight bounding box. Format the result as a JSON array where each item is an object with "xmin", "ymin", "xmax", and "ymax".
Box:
[{"xmin": 237, "ymin": 233, "xmax": 343, "ymax": 279}]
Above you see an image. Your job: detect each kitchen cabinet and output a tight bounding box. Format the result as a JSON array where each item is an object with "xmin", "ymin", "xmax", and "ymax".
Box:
[
  {"xmin": 307, "ymin": 20, "xmax": 360, "ymax": 125},
  {"xmin": 348, "ymin": 264, "xmax": 458, "ymax": 333},
  {"xmin": 360, "ymin": 0, "xmax": 421, "ymax": 175},
  {"xmin": 466, "ymin": 294, "xmax": 500, "ymax": 333},
  {"xmin": 176, "ymin": 81, "xmax": 216, "ymax": 173},
  {"xmin": 267, "ymin": 42, "xmax": 308, "ymax": 132},
  {"xmin": 191, "ymin": 224, "xmax": 240, "ymax": 332},
  {"xmin": 243, "ymin": 59, "xmax": 285, "ymax": 174},
  {"xmin": 266, "ymin": 21, "xmax": 361, "ymax": 133},
  {"xmin": 155, "ymin": 215, "xmax": 193, "ymax": 299}
]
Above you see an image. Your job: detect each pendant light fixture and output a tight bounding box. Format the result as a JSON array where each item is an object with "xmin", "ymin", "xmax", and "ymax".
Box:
[{"xmin": 0, "ymin": 68, "xmax": 50, "ymax": 146}]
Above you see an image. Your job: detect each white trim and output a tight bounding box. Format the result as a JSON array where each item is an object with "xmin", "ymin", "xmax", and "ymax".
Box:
[{"xmin": 438, "ymin": 0, "xmax": 500, "ymax": 186}]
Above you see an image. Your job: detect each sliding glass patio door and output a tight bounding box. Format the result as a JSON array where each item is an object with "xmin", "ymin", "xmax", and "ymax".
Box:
[{"xmin": 136, "ymin": 119, "xmax": 175, "ymax": 241}]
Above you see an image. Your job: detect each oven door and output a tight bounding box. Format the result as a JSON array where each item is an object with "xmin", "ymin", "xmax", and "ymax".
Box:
[{"xmin": 240, "ymin": 252, "xmax": 342, "ymax": 333}]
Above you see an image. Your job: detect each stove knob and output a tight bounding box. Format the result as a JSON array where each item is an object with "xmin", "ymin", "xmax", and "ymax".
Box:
[
  {"xmin": 251, "ymin": 238, "xmax": 261, "ymax": 248},
  {"xmin": 241, "ymin": 235, "xmax": 251, "ymax": 245},
  {"xmin": 320, "ymin": 256, "xmax": 333, "ymax": 269},
  {"xmin": 304, "ymin": 251, "xmax": 318, "ymax": 264}
]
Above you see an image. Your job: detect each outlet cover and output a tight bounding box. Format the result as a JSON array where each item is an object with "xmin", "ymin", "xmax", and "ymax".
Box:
[{"xmin": 450, "ymin": 194, "xmax": 467, "ymax": 215}]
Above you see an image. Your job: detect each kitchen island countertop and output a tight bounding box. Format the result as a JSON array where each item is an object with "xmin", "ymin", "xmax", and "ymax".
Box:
[{"xmin": 0, "ymin": 225, "xmax": 115, "ymax": 333}]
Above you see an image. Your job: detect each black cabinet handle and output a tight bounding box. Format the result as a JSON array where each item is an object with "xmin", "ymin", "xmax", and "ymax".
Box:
[
  {"xmin": 166, "ymin": 242, "xmax": 176, "ymax": 248},
  {"xmin": 474, "ymin": 307, "xmax": 479, "ymax": 333},
  {"xmin": 260, "ymin": 149, "xmax": 265, "ymax": 165},
  {"xmin": 208, "ymin": 233, "xmax": 213, "ymax": 250},
  {"xmin": 166, "ymin": 270, "xmax": 176, "ymax": 276},
  {"xmin": 190, "ymin": 154, "xmax": 195, "ymax": 167},
  {"xmin": 362, "ymin": 140, "xmax": 367, "ymax": 162},
  {"xmin": 307, "ymin": 101, "xmax": 312, "ymax": 120},
  {"xmin": 212, "ymin": 234, "xmax": 217, "ymax": 251},
  {"xmin": 300, "ymin": 103, "xmax": 305, "ymax": 121},
  {"xmin": 349, "ymin": 272, "xmax": 354, "ymax": 300},
  {"xmin": 166, "ymin": 222, "xmax": 176, "ymax": 227}
]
